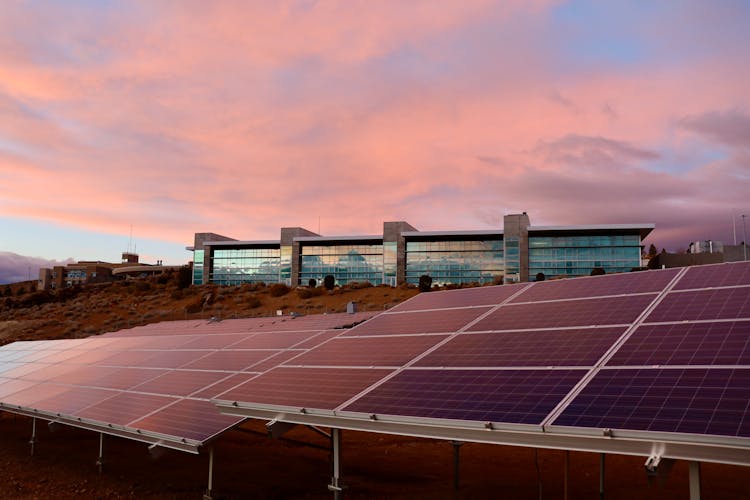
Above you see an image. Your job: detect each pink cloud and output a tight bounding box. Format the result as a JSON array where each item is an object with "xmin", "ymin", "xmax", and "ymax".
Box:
[{"xmin": 0, "ymin": 1, "xmax": 747, "ymax": 256}]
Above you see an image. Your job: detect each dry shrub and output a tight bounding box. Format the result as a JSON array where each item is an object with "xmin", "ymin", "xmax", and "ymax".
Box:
[
  {"xmin": 269, "ymin": 284, "xmax": 290, "ymax": 297},
  {"xmin": 297, "ymin": 287, "xmax": 325, "ymax": 299}
]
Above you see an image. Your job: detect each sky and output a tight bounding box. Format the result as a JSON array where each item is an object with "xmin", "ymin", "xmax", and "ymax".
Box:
[{"xmin": 1, "ymin": 0, "xmax": 749, "ymax": 283}]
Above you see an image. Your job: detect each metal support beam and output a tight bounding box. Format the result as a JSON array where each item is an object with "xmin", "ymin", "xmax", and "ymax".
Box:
[
  {"xmin": 96, "ymin": 432, "xmax": 104, "ymax": 474},
  {"xmin": 29, "ymin": 417, "xmax": 37, "ymax": 457},
  {"xmin": 564, "ymin": 450, "xmax": 570, "ymax": 500},
  {"xmin": 328, "ymin": 428, "xmax": 343, "ymax": 499},
  {"xmin": 452, "ymin": 441, "xmax": 463, "ymax": 490},
  {"xmin": 689, "ymin": 461, "xmax": 701, "ymax": 500},
  {"xmin": 599, "ymin": 453, "xmax": 605, "ymax": 500},
  {"xmin": 203, "ymin": 446, "xmax": 214, "ymax": 500}
]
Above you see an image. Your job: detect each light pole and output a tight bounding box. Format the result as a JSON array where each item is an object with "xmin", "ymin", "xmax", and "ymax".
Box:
[{"xmin": 742, "ymin": 214, "xmax": 748, "ymax": 261}]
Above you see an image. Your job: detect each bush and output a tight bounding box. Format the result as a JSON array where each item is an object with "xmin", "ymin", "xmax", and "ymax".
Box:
[
  {"xmin": 418, "ymin": 275, "xmax": 433, "ymax": 292},
  {"xmin": 590, "ymin": 267, "xmax": 606, "ymax": 276},
  {"xmin": 170, "ymin": 289, "xmax": 184, "ymax": 300},
  {"xmin": 323, "ymin": 275, "xmax": 335, "ymax": 291},
  {"xmin": 308, "ymin": 278, "xmax": 317, "ymax": 288},
  {"xmin": 246, "ymin": 296, "xmax": 262, "ymax": 308},
  {"xmin": 297, "ymin": 287, "xmax": 325, "ymax": 299},
  {"xmin": 175, "ymin": 266, "xmax": 192, "ymax": 289},
  {"xmin": 269, "ymin": 283, "xmax": 290, "ymax": 297},
  {"xmin": 535, "ymin": 272, "xmax": 546, "ymax": 282},
  {"xmin": 345, "ymin": 281, "xmax": 373, "ymax": 290}
]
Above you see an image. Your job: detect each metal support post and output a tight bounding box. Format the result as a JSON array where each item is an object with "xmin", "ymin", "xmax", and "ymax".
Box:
[
  {"xmin": 452, "ymin": 441, "xmax": 464, "ymax": 491},
  {"xmin": 689, "ymin": 461, "xmax": 701, "ymax": 500},
  {"xmin": 29, "ymin": 417, "xmax": 37, "ymax": 456},
  {"xmin": 563, "ymin": 450, "xmax": 570, "ymax": 500},
  {"xmin": 328, "ymin": 428, "xmax": 343, "ymax": 499},
  {"xmin": 96, "ymin": 432, "xmax": 104, "ymax": 474},
  {"xmin": 599, "ymin": 453, "xmax": 605, "ymax": 500},
  {"xmin": 203, "ymin": 446, "xmax": 215, "ymax": 500}
]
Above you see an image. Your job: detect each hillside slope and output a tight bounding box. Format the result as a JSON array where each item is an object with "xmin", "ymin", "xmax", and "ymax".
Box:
[{"xmin": 0, "ymin": 275, "xmax": 419, "ymax": 345}]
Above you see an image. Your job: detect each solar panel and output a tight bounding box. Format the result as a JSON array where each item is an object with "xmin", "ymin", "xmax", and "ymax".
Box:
[
  {"xmin": 131, "ymin": 370, "xmax": 232, "ymax": 397},
  {"xmin": 469, "ymin": 294, "xmax": 656, "ymax": 331},
  {"xmin": 646, "ymin": 287, "xmax": 750, "ymax": 323},
  {"xmin": 510, "ymin": 268, "xmax": 681, "ymax": 303},
  {"xmin": 552, "ymin": 368, "xmax": 750, "ymax": 437},
  {"xmin": 127, "ymin": 398, "xmax": 242, "ymax": 442},
  {"xmin": 289, "ymin": 335, "xmax": 449, "ymax": 367},
  {"xmin": 76, "ymin": 392, "xmax": 177, "ymax": 426},
  {"xmin": 343, "ymin": 369, "xmax": 587, "ymax": 424},
  {"xmin": 389, "ymin": 284, "xmax": 525, "ymax": 312},
  {"xmin": 0, "ymin": 314, "xmax": 362, "ymax": 451},
  {"xmin": 215, "ymin": 367, "xmax": 392, "ymax": 409},
  {"xmin": 181, "ymin": 350, "xmax": 281, "ymax": 372},
  {"xmin": 30, "ymin": 386, "xmax": 116, "ymax": 415},
  {"xmin": 608, "ymin": 321, "xmax": 750, "ymax": 366},
  {"xmin": 415, "ymin": 328, "xmax": 626, "ymax": 367},
  {"xmin": 344, "ymin": 307, "xmax": 492, "ymax": 337},
  {"xmin": 674, "ymin": 261, "xmax": 750, "ymax": 290}
]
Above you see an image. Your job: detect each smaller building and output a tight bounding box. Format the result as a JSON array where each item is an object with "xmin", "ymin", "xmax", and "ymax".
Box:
[
  {"xmin": 649, "ymin": 241, "xmax": 748, "ymax": 269},
  {"xmin": 37, "ymin": 252, "xmax": 181, "ymax": 291}
]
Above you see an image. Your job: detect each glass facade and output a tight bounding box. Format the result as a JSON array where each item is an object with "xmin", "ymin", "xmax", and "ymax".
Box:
[
  {"xmin": 210, "ymin": 247, "xmax": 280, "ymax": 285},
  {"xmin": 280, "ymin": 245, "xmax": 292, "ymax": 285},
  {"xmin": 528, "ymin": 234, "xmax": 642, "ymax": 279},
  {"xmin": 192, "ymin": 249, "xmax": 204, "ymax": 285},
  {"xmin": 405, "ymin": 239, "xmax": 504, "ymax": 285},
  {"xmin": 504, "ymin": 237, "xmax": 520, "ymax": 284},
  {"xmin": 383, "ymin": 241, "xmax": 398, "ymax": 287},
  {"xmin": 299, "ymin": 243, "xmax": 384, "ymax": 286}
]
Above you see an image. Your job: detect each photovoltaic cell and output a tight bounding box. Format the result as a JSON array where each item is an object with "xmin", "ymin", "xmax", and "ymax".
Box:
[
  {"xmin": 129, "ymin": 398, "xmax": 243, "ymax": 442},
  {"xmin": 217, "ymin": 367, "xmax": 392, "ymax": 410},
  {"xmin": 193, "ymin": 373, "xmax": 259, "ymax": 400},
  {"xmin": 674, "ymin": 261, "xmax": 750, "ymax": 290},
  {"xmin": 248, "ymin": 350, "xmax": 304, "ymax": 372},
  {"xmin": 0, "ymin": 378, "xmax": 37, "ymax": 399},
  {"xmin": 344, "ymin": 307, "xmax": 492, "ymax": 337},
  {"xmin": 608, "ymin": 321, "xmax": 750, "ymax": 366},
  {"xmin": 230, "ymin": 330, "xmax": 326, "ymax": 349},
  {"xmin": 292, "ymin": 330, "xmax": 343, "ymax": 349},
  {"xmin": 390, "ymin": 285, "xmax": 525, "ymax": 313},
  {"xmin": 646, "ymin": 288, "xmax": 750, "ymax": 323},
  {"xmin": 77, "ymin": 392, "xmax": 177, "ymax": 426},
  {"xmin": 53, "ymin": 366, "xmax": 168, "ymax": 390},
  {"xmin": 181, "ymin": 350, "xmax": 280, "ymax": 372},
  {"xmin": 289, "ymin": 335, "xmax": 450, "ymax": 367},
  {"xmin": 30, "ymin": 386, "xmax": 116, "ymax": 415},
  {"xmin": 131, "ymin": 370, "xmax": 230, "ymax": 397},
  {"xmin": 343, "ymin": 369, "xmax": 586, "ymax": 424},
  {"xmin": 553, "ymin": 368, "xmax": 750, "ymax": 437},
  {"xmin": 416, "ymin": 328, "xmax": 626, "ymax": 367},
  {"xmin": 511, "ymin": 268, "xmax": 681, "ymax": 303},
  {"xmin": 469, "ymin": 294, "xmax": 656, "ymax": 331}
]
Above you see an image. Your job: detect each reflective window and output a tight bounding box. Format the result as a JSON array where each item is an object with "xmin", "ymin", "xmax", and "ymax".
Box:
[
  {"xmin": 299, "ymin": 243, "xmax": 384, "ymax": 286},
  {"xmin": 210, "ymin": 247, "xmax": 281, "ymax": 285},
  {"xmin": 528, "ymin": 235, "xmax": 641, "ymax": 279},
  {"xmin": 405, "ymin": 238, "xmax": 504, "ymax": 286},
  {"xmin": 192, "ymin": 249, "xmax": 204, "ymax": 285}
]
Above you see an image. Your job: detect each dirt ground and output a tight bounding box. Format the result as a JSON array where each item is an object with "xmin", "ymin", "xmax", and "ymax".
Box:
[{"xmin": 1, "ymin": 413, "xmax": 748, "ymax": 499}]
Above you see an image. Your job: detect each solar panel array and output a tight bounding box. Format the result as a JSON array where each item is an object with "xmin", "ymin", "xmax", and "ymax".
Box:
[
  {"xmin": 215, "ymin": 261, "xmax": 750, "ymax": 448},
  {"xmin": 0, "ymin": 312, "xmax": 375, "ymax": 451},
  {"xmin": 2, "ymin": 262, "xmax": 749, "ymax": 459}
]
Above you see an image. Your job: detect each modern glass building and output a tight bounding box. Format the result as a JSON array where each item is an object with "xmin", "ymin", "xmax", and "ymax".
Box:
[{"xmin": 188, "ymin": 214, "xmax": 653, "ymax": 286}]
